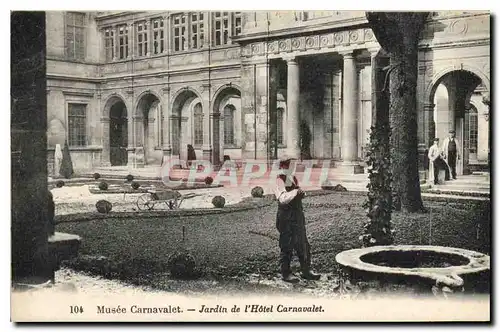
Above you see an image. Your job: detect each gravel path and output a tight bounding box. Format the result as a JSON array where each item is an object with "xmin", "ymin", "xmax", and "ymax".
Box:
[
  {"xmin": 52, "ymin": 185, "xmax": 259, "ymax": 215},
  {"xmin": 53, "ymin": 268, "xmax": 349, "ymax": 298}
]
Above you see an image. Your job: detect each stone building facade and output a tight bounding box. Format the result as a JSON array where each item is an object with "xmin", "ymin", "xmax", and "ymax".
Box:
[{"xmin": 46, "ymin": 11, "xmax": 490, "ymax": 175}]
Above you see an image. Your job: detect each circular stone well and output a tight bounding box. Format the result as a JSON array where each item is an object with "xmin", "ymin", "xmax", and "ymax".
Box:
[{"xmin": 336, "ymin": 245, "xmax": 490, "ymax": 290}]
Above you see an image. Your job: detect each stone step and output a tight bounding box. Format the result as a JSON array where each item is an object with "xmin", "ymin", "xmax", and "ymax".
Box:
[
  {"xmin": 432, "ymin": 186, "xmax": 490, "ymax": 193},
  {"xmin": 425, "ymin": 190, "xmax": 490, "ymax": 197},
  {"xmin": 449, "ymin": 175, "xmax": 489, "ymax": 182},
  {"xmin": 427, "ymin": 183, "xmax": 489, "ymax": 190},
  {"xmin": 472, "ymin": 171, "xmax": 490, "ymax": 176}
]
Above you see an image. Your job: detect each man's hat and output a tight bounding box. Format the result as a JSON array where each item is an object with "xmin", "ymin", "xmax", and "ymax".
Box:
[
  {"xmin": 449, "ymin": 130, "xmax": 456, "ymax": 134},
  {"xmin": 278, "ymin": 154, "xmax": 294, "ymax": 168},
  {"xmin": 434, "ymin": 138, "xmax": 440, "ymax": 142},
  {"xmin": 279, "ymin": 154, "xmax": 293, "ymax": 162}
]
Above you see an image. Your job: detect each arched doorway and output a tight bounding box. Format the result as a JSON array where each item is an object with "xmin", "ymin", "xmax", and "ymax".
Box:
[
  {"xmin": 109, "ymin": 101, "xmax": 128, "ymax": 166},
  {"xmin": 430, "ymin": 69, "xmax": 489, "ymax": 175},
  {"xmin": 171, "ymin": 89, "xmax": 202, "ymax": 163},
  {"xmin": 103, "ymin": 95, "xmax": 129, "ymax": 167},
  {"xmin": 136, "ymin": 93, "xmax": 162, "ymax": 165},
  {"xmin": 212, "ymin": 86, "xmax": 241, "ymax": 165}
]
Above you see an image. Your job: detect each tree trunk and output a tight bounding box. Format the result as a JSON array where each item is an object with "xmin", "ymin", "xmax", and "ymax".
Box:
[
  {"xmin": 389, "ymin": 49, "xmax": 424, "ymax": 212},
  {"xmin": 11, "ymin": 11, "xmax": 51, "ymax": 285},
  {"xmin": 367, "ymin": 12, "xmax": 428, "ymax": 212}
]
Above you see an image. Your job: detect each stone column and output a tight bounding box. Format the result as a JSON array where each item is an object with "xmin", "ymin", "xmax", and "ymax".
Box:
[
  {"xmin": 203, "ymin": 12, "xmax": 210, "ymax": 48},
  {"xmin": 128, "ymin": 23, "xmax": 134, "ymax": 59},
  {"xmin": 202, "ymin": 83, "xmax": 212, "ymax": 161},
  {"xmin": 269, "ymin": 61, "xmax": 279, "ymax": 160},
  {"xmin": 100, "ymin": 117, "xmax": 111, "ymax": 166},
  {"xmin": 113, "ymin": 25, "xmax": 118, "ymax": 61},
  {"xmin": 285, "ymin": 57, "xmax": 300, "ymax": 159},
  {"xmin": 339, "ymin": 51, "xmax": 362, "ymax": 173},
  {"xmin": 444, "ymin": 76, "xmax": 458, "ymax": 133},
  {"xmin": 170, "ymin": 115, "xmax": 179, "ymax": 156},
  {"xmin": 423, "ymin": 103, "xmax": 436, "ymax": 146},
  {"xmin": 162, "ymin": 86, "xmax": 172, "ymax": 158},
  {"xmin": 211, "ymin": 112, "xmax": 221, "ymax": 165},
  {"xmin": 147, "ymin": 116, "xmax": 155, "ymax": 164},
  {"xmin": 145, "ymin": 20, "xmax": 151, "ymax": 56},
  {"xmin": 132, "ymin": 116, "xmax": 145, "ymax": 168},
  {"xmin": 165, "ymin": 15, "xmax": 171, "ymax": 54},
  {"xmin": 481, "ymin": 91, "xmax": 490, "ymax": 167},
  {"xmin": 126, "ymin": 112, "xmax": 136, "ymax": 168}
]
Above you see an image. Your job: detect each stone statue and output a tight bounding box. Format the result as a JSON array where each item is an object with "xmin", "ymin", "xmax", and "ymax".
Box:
[
  {"xmin": 187, "ymin": 144, "xmax": 196, "ymax": 166},
  {"xmin": 53, "ymin": 143, "xmax": 62, "ymax": 177}
]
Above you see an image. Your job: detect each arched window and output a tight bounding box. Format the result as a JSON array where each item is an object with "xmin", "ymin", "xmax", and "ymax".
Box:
[
  {"xmin": 277, "ymin": 108, "xmax": 284, "ymax": 145},
  {"xmin": 224, "ymin": 104, "xmax": 235, "ymax": 145},
  {"xmin": 193, "ymin": 103, "xmax": 203, "ymax": 146},
  {"xmin": 468, "ymin": 105, "xmax": 478, "ymax": 156}
]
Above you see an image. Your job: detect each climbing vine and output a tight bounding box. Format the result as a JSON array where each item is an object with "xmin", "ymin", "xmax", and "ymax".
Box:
[{"xmin": 361, "ymin": 123, "xmax": 395, "ymax": 247}]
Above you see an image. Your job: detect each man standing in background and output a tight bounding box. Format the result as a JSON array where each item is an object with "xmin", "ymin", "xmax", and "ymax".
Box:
[
  {"xmin": 442, "ymin": 130, "xmax": 460, "ymax": 180},
  {"xmin": 428, "ymin": 138, "xmax": 450, "ymax": 185}
]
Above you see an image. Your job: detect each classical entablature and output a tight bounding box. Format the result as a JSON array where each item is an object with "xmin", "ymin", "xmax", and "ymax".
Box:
[
  {"xmin": 238, "ymin": 11, "xmax": 368, "ymax": 41},
  {"xmin": 239, "ymin": 27, "xmax": 379, "ymax": 60}
]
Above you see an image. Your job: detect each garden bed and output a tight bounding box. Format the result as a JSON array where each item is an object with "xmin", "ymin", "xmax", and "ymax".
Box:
[
  {"xmin": 87, "ymin": 182, "xmax": 224, "ymax": 194},
  {"xmin": 56, "ymin": 192, "xmax": 490, "ymax": 293},
  {"xmin": 50, "ymin": 179, "xmax": 224, "ymax": 192}
]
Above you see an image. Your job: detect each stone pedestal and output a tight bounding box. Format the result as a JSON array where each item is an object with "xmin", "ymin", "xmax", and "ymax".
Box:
[
  {"xmin": 202, "ymin": 148, "xmax": 212, "ymax": 162},
  {"xmin": 127, "ymin": 147, "xmax": 145, "ymax": 168},
  {"xmin": 48, "ymin": 232, "xmax": 81, "ymax": 282},
  {"xmin": 336, "ymin": 162, "xmax": 365, "ymax": 174}
]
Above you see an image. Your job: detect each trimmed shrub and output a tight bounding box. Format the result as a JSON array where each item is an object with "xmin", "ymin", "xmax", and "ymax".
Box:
[
  {"xmin": 131, "ymin": 181, "xmax": 141, "ymax": 190},
  {"xmin": 321, "ymin": 180, "xmax": 332, "ymax": 190},
  {"xmin": 96, "ymin": 200, "xmax": 112, "ymax": 213},
  {"xmin": 126, "ymin": 174, "xmax": 134, "ymax": 182},
  {"xmin": 59, "ymin": 140, "xmax": 74, "ymax": 179},
  {"xmin": 212, "ymin": 195, "xmax": 225, "ymax": 208},
  {"xmin": 55, "ymin": 180, "xmax": 65, "ymax": 188},
  {"xmin": 205, "ymin": 176, "xmax": 214, "ymax": 185},
  {"xmin": 251, "ymin": 186, "xmax": 264, "ymax": 198},
  {"xmin": 98, "ymin": 181, "xmax": 109, "ymax": 191},
  {"xmin": 93, "ymin": 172, "xmax": 101, "ymax": 180},
  {"xmin": 321, "ymin": 181, "xmax": 348, "ymax": 192},
  {"xmin": 167, "ymin": 251, "xmax": 196, "ymax": 279},
  {"xmin": 333, "ymin": 184, "xmax": 348, "ymax": 192}
]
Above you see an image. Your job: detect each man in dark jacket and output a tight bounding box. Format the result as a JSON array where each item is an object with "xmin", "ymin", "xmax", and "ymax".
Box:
[{"xmin": 274, "ymin": 157, "xmax": 320, "ymax": 283}]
